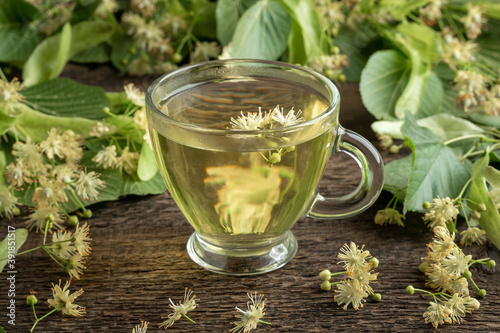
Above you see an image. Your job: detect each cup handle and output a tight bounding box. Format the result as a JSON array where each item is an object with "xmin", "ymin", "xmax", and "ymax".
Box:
[{"xmin": 307, "ymin": 127, "xmax": 384, "ymax": 219}]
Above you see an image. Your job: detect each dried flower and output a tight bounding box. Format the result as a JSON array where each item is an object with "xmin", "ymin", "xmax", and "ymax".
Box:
[
  {"xmin": 47, "ymin": 280, "xmax": 85, "ymax": 317},
  {"xmin": 158, "ymin": 288, "xmax": 197, "ymax": 329},
  {"xmin": 230, "ymin": 292, "xmax": 269, "ymax": 333}
]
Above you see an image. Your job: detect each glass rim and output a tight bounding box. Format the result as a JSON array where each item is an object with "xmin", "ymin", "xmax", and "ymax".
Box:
[{"xmin": 145, "ymin": 59, "xmax": 340, "ymax": 135}]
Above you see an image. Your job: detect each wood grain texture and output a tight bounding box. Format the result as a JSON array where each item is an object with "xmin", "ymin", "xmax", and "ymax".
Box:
[{"xmin": 1, "ymin": 64, "xmax": 498, "ymax": 333}]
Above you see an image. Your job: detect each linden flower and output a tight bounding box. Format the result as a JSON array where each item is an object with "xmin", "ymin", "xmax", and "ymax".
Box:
[
  {"xmin": 92, "ymin": 145, "xmax": 119, "ymax": 169},
  {"xmin": 51, "ymin": 230, "xmax": 76, "ymax": 260},
  {"xmin": 425, "ymin": 263, "xmax": 452, "ymax": 291},
  {"xmin": 374, "ymin": 207, "xmax": 405, "ymax": 227},
  {"xmin": 124, "ymin": 83, "xmax": 145, "ymax": 107},
  {"xmin": 95, "ymin": 0, "xmax": 119, "ymax": 17},
  {"xmin": 117, "ymin": 146, "xmax": 140, "ymax": 175},
  {"xmin": 427, "ymin": 226, "xmax": 456, "ymax": 261},
  {"xmin": 423, "ymin": 197, "xmax": 459, "ymax": 229},
  {"xmin": 445, "ymin": 294, "xmax": 468, "ymax": 323},
  {"xmin": 12, "ymin": 137, "xmax": 45, "ymax": 172},
  {"xmin": 334, "ymin": 279, "xmax": 367, "ymax": 310},
  {"xmin": 460, "ymin": 226, "xmax": 487, "ymax": 246},
  {"xmin": 32, "ymin": 176, "xmax": 68, "ymax": 207},
  {"xmin": 446, "ymin": 276, "xmax": 470, "ymax": 297},
  {"xmin": 66, "ymin": 252, "xmax": 86, "ymax": 280},
  {"xmin": 132, "ymin": 321, "xmax": 149, "ymax": 333},
  {"xmin": 338, "ymin": 242, "xmax": 371, "ymax": 273},
  {"xmin": 73, "ymin": 170, "xmax": 105, "ymax": 201},
  {"xmin": 73, "ymin": 222, "xmax": 92, "ymax": 256},
  {"xmin": 230, "ymin": 292, "xmax": 268, "ymax": 333},
  {"xmin": 423, "ymin": 301, "xmax": 452, "ymax": 328},
  {"xmin": 460, "ymin": 3, "xmax": 487, "ymax": 40},
  {"xmin": 204, "ymin": 166, "xmax": 281, "ymax": 234},
  {"xmin": 134, "ymin": 108, "xmax": 148, "ymax": 130},
  {"xmin": 26, "ymin": 206, "xmax": 64, "ymax": 232},
  {"xmin": 190, "ymin": 41, "xmax": 221, "ymax": 63},
  {"xmin": 0, "ymin": 186, "xmax": 19, "ymax": 219},
  {"xmin": 0, "ymin": 77, "xmax": 24, "ymax": 115},
  {"xmin": 39, "ymin": 128, "xmax": 66, "ymax": 160},
  {"xmin": 89, "ymin": 121, "xmax": 111, "ymax": 138},
  {"xmin": 47, "ymin": 280, "xmax": 85, "ymax": 317},
  {"xmin": 158, "ymin": 288, "xmax": 197, "ymax": 329},
  {"xmin": 442, "ymin": 247, "xmax": 472, "ymax": 276},
  {"xmin": 5, "ymin": 161, "xmax": 32, "ymax": 189},
  {"xmin": 230, "ymin": 111, "xmax": 265, "ymax": 130},
  {"xmin": 348, "ymin": 263, "xmax": 378, "ymax": 293},
  {"xmin": 271, "ymin": 106, "xmax": 303, "ymax": 127}
]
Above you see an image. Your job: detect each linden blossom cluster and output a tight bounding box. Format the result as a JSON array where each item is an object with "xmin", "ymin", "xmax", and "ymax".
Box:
[
  {"xmin": 319, "ymin": 242, "xmax": 381, "ymax": 310},
  {"xmin": 2, "ymin": 128, "xmax": 104, "ymax": 227},
  {"xmin": 406, "ymin": 226, "xmax": 496, "ymax": 328},
  {"xmin": 130, "ymin": 290, "xmax": 269, "ymax": 332}
]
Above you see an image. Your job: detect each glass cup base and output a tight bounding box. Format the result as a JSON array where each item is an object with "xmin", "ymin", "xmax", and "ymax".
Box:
[{"xmin": 186, "ymin": 231, "xmax": 298, "ymax": 275}]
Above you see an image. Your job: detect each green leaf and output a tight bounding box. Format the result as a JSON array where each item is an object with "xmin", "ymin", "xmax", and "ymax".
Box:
[
  {"xmin": 191, "ymin": 0, "xmax": 217, "ymax": 40},
  {"xmin": 371, "ymin": 114, "xmax": 484, "ymax": 141},
  {"xmin": 111, "ymin": 35, "xmax": 135, "ymax": 75},
  {"xmin": 401, "ymin": 112, "xmax": 471, "ymax": 212},
  {"xmin": 335, "ymin": 27, "xmax": 376, "ymax": 81},
  {"xmin": 0, "ymin": 150, "xmax": 6, "ymax": 184},
  {"xmin": 69, "ymin": 21, "xmax": 115, "ymax": 58},
  {"xmin": 416, "ymin": 71, "xmax": 443, "ymax": 118},
  {"xmin": 0, "ymin": 0, "xmax": 43, "ymax": 62},
  {"xmin": 216, "ymin": 0, "xmax": 257, "ymax": 45},
  {"xmin": 395, "ymin": 22, "xmax": 443, "ymax": 65},
  {"xmin": 483, "ymin": 165, "xmax": 500, "ymax": 188},
  {"xmin": 0, "ymin": 228, "xmax": 28, "ymax": 273},
  {"xmin": 278, "ymin": 0, "xmax": 323, "ymax": 64},
  {"xmin": 10, "ymin": 103, "xmax": 108, "ymax": 141},
  {"xmin": 231, "ymin": 0, "xmax": 291, "ymax": 60},
  {"xmin": 379, "ymin": 0, "xmax": 430, "ymax": 20},
  {"xmin": 360, "ymin": 50, "xmax": 409, "ymax": 120},
  {"xmin": 21, "ymin": 78, "xmax": 111, "ymax": 120},
  {"xmin": 137, "ymin": 143, "xmax": 158, "ymax": 181},
  {"xmin": 22, "ymin": 23, "xmax": 72, "ymax": 87},
  {"xmin": 468, "ymin": 154, "xmax": 500, "ymax": 251},
  {"xmin": 383, "ymin": 154, "xmax": 413, "ymax": 203}
]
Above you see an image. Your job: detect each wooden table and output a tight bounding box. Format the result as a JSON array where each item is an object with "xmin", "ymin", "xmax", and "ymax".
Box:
[{"xmin": 2, "ymin": 64, "xmax": 499, "ymax": 332}]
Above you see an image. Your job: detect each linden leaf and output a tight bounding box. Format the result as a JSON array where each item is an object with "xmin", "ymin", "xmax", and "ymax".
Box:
[
  {"xmin": 0, "ymin": 228, "xmax": 28, "ymax": 273},
  {"xmin": 468, "ymin": 154, "xmax": 500, "ymax": 251},
  {"xmin": 401, "ymin": 112, "xmax": 471, "ymax": 213}
]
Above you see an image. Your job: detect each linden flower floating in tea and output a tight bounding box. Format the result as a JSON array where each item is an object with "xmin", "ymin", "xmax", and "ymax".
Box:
[
  {"xmin": 230, "ymin": 292, "xmax": 271, "ymax": 333},
  {"xmin": 230, "ymin": 105, "xmax": 304, "ymax": 131},
  {"xmin": 158, "ymin": 288, "xmax": 197, "ymax": 329},
  {"xmin": 319, "ymin": 242, "xmax": 381, "ymax": 310},
  {"xmin": 406, "ymin": 226, "xmax": 496, "ymax": 328}
]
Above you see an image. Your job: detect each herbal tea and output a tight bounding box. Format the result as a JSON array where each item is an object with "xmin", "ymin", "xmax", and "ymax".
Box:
[{"xmin": 149, "ymin": 78, "xmax": 336, "ymax": 247}]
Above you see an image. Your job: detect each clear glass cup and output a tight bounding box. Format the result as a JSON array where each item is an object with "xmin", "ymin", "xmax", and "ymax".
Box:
[{"xmin": 146, "ymin": 59, "xmax": 384, "ymax": 275}]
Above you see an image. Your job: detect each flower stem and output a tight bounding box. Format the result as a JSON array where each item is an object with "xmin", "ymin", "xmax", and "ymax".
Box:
[
  {"xmin": 181, "ymin": 314, "xmax": 196, "ymax": 324},
  {"xmin": 30, "ymin": 304, "xmax": 63, "ymax": 332}
]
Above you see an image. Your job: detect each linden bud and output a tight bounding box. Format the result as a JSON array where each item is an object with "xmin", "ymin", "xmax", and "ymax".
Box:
[
  {"xmin": 418, "ymin": 261, "xmax": 429, "ymax": 273},
  {"xmin": 471, "ymin": 210, "xmax": 481, "ymax": 220},
  {"xmin": 477, "ymin": 203, "xmax": 487, "ymax": 212},
  {"xmin": 369, "ymin": 257, "xmax": 379, "ymax": 268},
  {"xmin": 422, "ymin": 202, "xmax": 432, "ymax": 210},
  {"xmin": 128, "ymin": 47, "xmax": 137, "ymax": 55},
  {"xmin": 337, "ymin": 73, "xmax": 346, "ymax": 83},
  {"xmin": 172, "ymin": 53, "xmax": 183, "ymax": 63},
  {"xmin": 319, "ymin": 269, "xmax": 332, "ymax": 281},
  {"xmin": 68, "ymin": 215, "xmax": 79, "ymax": 226},
  {"xmin": 66, "ymin": 261, "xmax": 76, "ymax": 270},
  {"xmin": 372, "ymin": 293, "xmax": 382, "ymax": 302},
  {"xmin": 330, "ymin": 46, "xmax": 340, "ymax": 54},
  {"xmin": 320, "ymin": 280, "xmax": 332, "ymax": 291},
  {"xmin": 26, "ymin": 294, "xmax": 38, "ymax": 306},
  {"xmin": 82, "ymin": 209, "xmax": 92, "ymax": 218},
  {"xmin": 269, "ymin": 153, "xmax": 281, "ymax": 164},
  {"xmin": 487, "ymin": 260, "xmax": 496, "ymax": 268},
  {"xmin": 103, "ymin": 107, "xmax": 111, "ymax": 114},
  {"xmin": 478, "ymin": 289, "xmax": 487, "ymax": 298},
  {"xmin": 12, "ymin": 206, "xmax": 20, "ymax": 216},
  {"xmin": 389, "ymin": 145, "xmax": 400, "ymax": 154},
  {"xmin": 406, "ymin": 285, "xmax": 415, "ymax": 295},
  {"xmin": 462, "ymin": 270, "xmax": 472, "ymax": 279}
]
